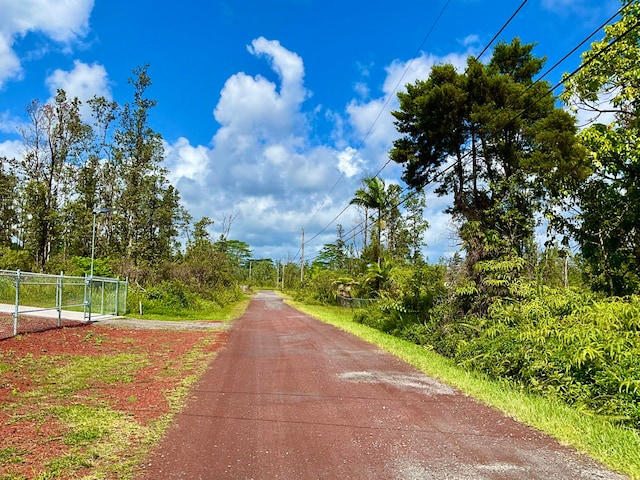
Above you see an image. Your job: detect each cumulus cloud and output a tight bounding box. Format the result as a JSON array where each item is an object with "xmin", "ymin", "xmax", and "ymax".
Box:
[
  {"xmin": 165, "ymin": 39, "xmax": 470, "ymax": 260},
  {"xmin": 214, "ymin": 37, "xmax": 308, "ymax": 144},
  {"xmin": 346, "ymin": 51, "xmax": 469, "ymax": 169},
  {"xmin": 43, "ymin": 60, "xmax": 112, "ymax": 124},
  {"xmin": 164, "ymin": 137, "xmax": 211, "ymax": 186},
  {"xmin": 0, "ymin": 0, "xmax": 94, "ymax": 88},
  {"xmin": 337, "ymin": 147, "xmax": 364, "ymax": 178},
  {"xmin": 0, "ymin": 111, "xmax": 24, "ymax": 160},
  {"xmin": 0, "ymin": 110, "xmax": 20, "ymax": 135},
  {"xmin": 0, "ymin": 36, "xmax": 22, "ymax": 85},
  {"xmin": 0, "ymin": 139, "xmax": 23, "ymax": 161},
  {"xmin": 165, "ymin": 37, "xmax": 358, "ymax": 254},
  {"xmin": 45, "ymin": 60, "xmax": 111, "ymax": 102}
]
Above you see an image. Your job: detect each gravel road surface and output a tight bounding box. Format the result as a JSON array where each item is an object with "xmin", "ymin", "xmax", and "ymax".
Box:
[{"xmin": 138, "ymin": 291, "xmax": 625, "ymax": 479}]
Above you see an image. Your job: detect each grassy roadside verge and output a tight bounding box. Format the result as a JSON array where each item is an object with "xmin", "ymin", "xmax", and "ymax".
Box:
[
  {"xmin": 0, "ymin": 327, "xmax": 228, "ymax": 480},
  {"xmin": 287, "ymin": 300, "xmax": 640, "ymax": 479},
  {"xmin": 124, "ymin": 295, "xmax": 251, "ymax": 322}
]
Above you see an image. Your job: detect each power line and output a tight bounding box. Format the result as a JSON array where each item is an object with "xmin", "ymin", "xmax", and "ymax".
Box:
[
  {"xmin": 293, "ymin": 0, "xmax": 452, "ymax": 260},
  {"xmin": 475, "ymin": 0, "xmax": 529, "ymax": 61},
  {"xmin": 305, "ymin": 158, "xmax": 462, "ymax": 264},
  {"xmin": 302, "ymin": 5, "xmax": 636, "ymax": 265},
  {"xmin": 296, "ymin": 0, "xmax": 534, "ymax": 262}
]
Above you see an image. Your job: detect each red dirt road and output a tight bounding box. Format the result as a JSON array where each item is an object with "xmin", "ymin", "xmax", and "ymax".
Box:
[{"xmin": 138, "ymin": 291, "xmax": 625, "ymax": 479}]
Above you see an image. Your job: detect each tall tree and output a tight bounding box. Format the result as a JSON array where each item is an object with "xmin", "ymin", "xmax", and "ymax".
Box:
[
  {"xmin": 391, "ymin": 38, "xmax": 586, "ymax": 266},
  {"xmin": 317, "ymin": 224, "xmax": 349, "ymax": 271},
  {"xmin": 384, "ymin": 184, "xmax": 407, "ymax": 261},
  {"xmin": 350, "ymin": 176, "xmax": 388, "ymax": 266},
  {"xmin": 403, "ymin": 189, "xmax": 430, "ymax": 262},
  {"xmin": 0, "ymin": 157, "xmax": 18, "ymax": 247},
  {"xmin": 112, "ymin": 65, "xmax": 185, "ymax": 265},
  {"xmin": 17, "ymin": 90, "xmax": 92, "ymax": 269}
]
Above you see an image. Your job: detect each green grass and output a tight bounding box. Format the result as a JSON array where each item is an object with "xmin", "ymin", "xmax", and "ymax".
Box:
[
  {"xmin": 0, "ymin": 447, "xmax": 26, "ymax": 466},
  {"xmin": 287, "ymin": 300, "xmax": 640, "ymax": 479},
  {"xmin": 1, "ymin": 329, "xmax": 225, "ymax": 480},
  {"xmin": 125, "ymin": 295, "xmax": 251, "ymax": 322},
  {"xmin": 20, "ymin": 353, "xmax": 147, "ymax": 399}
]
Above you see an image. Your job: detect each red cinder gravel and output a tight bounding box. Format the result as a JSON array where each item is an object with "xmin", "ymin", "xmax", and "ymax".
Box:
[{"xmin": 138, "ymin": 291, "xmax": 625, "ymax": 480}]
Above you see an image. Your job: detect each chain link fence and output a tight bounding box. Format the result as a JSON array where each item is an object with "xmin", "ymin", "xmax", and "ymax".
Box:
[{"xmin": 0, "ymin": 270, "xmax": 127, "ymax": 338}]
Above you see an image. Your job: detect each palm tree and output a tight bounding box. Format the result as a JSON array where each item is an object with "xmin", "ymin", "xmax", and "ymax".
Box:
[{"xmin": 350, "ymin": 176, "xmax": 388, "ymax": 266}]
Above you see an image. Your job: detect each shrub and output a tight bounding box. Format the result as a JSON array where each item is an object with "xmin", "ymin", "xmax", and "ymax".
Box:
[{"xmin": 455, "ymin": 289, "xmax": 640, "ymax": 428}]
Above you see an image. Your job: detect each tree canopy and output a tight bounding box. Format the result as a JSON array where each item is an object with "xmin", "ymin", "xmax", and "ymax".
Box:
[{"xmin": 390, "ymin": 38, "xmax": 588, "ymax": 265}]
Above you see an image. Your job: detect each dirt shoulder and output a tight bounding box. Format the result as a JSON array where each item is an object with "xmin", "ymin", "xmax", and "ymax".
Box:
[
  {"xmin": 0, "ymin": 319, "xmax": 229, "ymax": 480},
  {"xmin": 93, "ymin": 317, "xmax": 229, "ymax": 331}
]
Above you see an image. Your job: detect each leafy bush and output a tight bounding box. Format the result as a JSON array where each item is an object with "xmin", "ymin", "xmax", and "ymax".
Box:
[
  {"xmin": 145, "ymin": 281, "xmax": 191, "ymax": 309},
  {"xmin": 353, "ymin": 263, "xmax": 447, "ymax": 344},
  {"xmin": 454, "ymin": 289, "xmax": 640, "ymax": 427},
  {"xmin": 126, "ymin": 280, "xmax": 194, "ymax": 315},
  {"xmin": 0, "ymin": 246, "xmax": 33, "ymax": 271},
  {"xmin": 210, "ymin": 284, "xmax": 244, "ymax": 307},
  {"xmin": 294, "ymin": 269, "xmax": 342, "ymax": 305},
  {"xmin": 355, "ymin": 270, "xmax": 640, "ymax": 428}
]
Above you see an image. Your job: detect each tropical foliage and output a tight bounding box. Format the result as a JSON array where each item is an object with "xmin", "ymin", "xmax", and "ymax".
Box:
[{"xmin": 296, "ymin": 9, "xmax": 640, "ymax": 431}]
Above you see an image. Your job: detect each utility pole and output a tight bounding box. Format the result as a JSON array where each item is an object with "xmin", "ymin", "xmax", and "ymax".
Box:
[
  {"xmin": 300, "ymin": 228, "xmax": 304, "ymax": 283},
  {"xmin": 281, "ymin": 261, "xmax": 285, "ymax": 290}
]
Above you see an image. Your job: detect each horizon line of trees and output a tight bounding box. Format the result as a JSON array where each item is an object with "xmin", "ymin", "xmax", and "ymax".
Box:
[
  {"xmin": 1, "ymin": 2, "xmax": 638, "ymax": 306},
  {"xmin": 0, "ymin": 66, "xmax": 277, "ymax": 286}
]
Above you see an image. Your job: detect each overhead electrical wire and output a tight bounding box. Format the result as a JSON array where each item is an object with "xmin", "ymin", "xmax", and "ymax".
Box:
[
  {"xmin": 298, "ymin": 2, "xmax": 631, "ymax": 265},
  {"xmin": 294, "ymin": 0, "xmax": 533, "ymax": 263},
  {"xmin": 293, "ymin": 0, "xmax": 453, "ymax": 258},
  {"xmin": 304, "ymin": 7, "xmax": 639, "ymax": 265},
  {"xmin": 475, "ymin": 0, "xmax": 529, "ymax": 61}
]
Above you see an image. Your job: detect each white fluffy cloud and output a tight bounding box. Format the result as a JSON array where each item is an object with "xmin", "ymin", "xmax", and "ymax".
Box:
[
  {"xmin": 0, "ymin": 35, "xmax": 21, "ymax": 85},
  {"xmin": 164, "ymin": 39, "xmax": 470, "ymax": 260},
  {"xmin": 43, "ymin": 60, "xmax": 112, "ymax": 124},
  {"xmin": 214, "ymin": 37, "xmax": 308, "ymax": 144},
  {"xmin": 0, "ymin": 138, "xmax": 23, "ymax": 161},
  {"xmin": 45, "ymin": 60, "xmax": 111, "ymax": 102},
  {"xmin": 337, "ymin": 147, "xmax": 364, "ymax": 178},
  {"xmin": 344, "ymin": 50, "xmax": 471, "ymax": 183},
  {"xmin": 0, "ymin": 0, "xmax": 94, "ymax": 88},
  {"xmin": 164, "ymin": 137, "xmax": 211, "ymax": 187},
  {"xmin": 165, "ymin": 38, "xmax": 358, "ymax": 256}
]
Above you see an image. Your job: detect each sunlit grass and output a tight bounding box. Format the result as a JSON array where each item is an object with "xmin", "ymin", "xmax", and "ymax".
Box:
[
  {"xmin": 0, "ymin": 447, "xmax": 26, "ymax": 466},
  {"xmin": 0, "ymin": 328, "xmax": 225, "ymax": 480},
  {"xmin": 287, "ymin": 299, "xmax": 640, "ymax": 479},
  {"xmin": 125, "ymin": 295, "xmax": 251, "ymax": 322}
]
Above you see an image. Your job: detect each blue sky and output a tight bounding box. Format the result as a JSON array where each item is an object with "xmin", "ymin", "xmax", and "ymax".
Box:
[{"xmin": 0, "ymin": 0, "xmax": 622, "ymax": 263}]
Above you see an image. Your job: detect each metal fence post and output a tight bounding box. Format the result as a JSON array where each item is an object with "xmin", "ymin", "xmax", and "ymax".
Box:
[
  {"xmin": 13, "ymin": 270, "xmax": 20, "ymax": 336},
  {"xmin": 115, "ymin": 279, "xmax": 120, "ymax": 316},
  {"xmin": 100, "ymin": 279, "xmax": 105, "ymax": 315},
  {"xmin": 83, "ymin": 273, "xmax": 88, "ymax": 322},
  {"xmin": 123, "ymin": 277, "xmax": 128, "ymax": 315},
  {"xmin": 57, "ymin": 271, "xmax": 63, "ymax": 327}
]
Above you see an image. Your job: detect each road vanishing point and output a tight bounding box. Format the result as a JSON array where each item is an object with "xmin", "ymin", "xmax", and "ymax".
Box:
[{"xmin": 139, "ymin": 291, "xmax": 625, "ymax": 480}]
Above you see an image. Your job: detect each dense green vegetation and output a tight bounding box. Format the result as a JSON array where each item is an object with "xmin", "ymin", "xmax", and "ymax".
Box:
[{"xmin": 291, "ymin": 3, "xmax": 640, "ymax": 438}]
